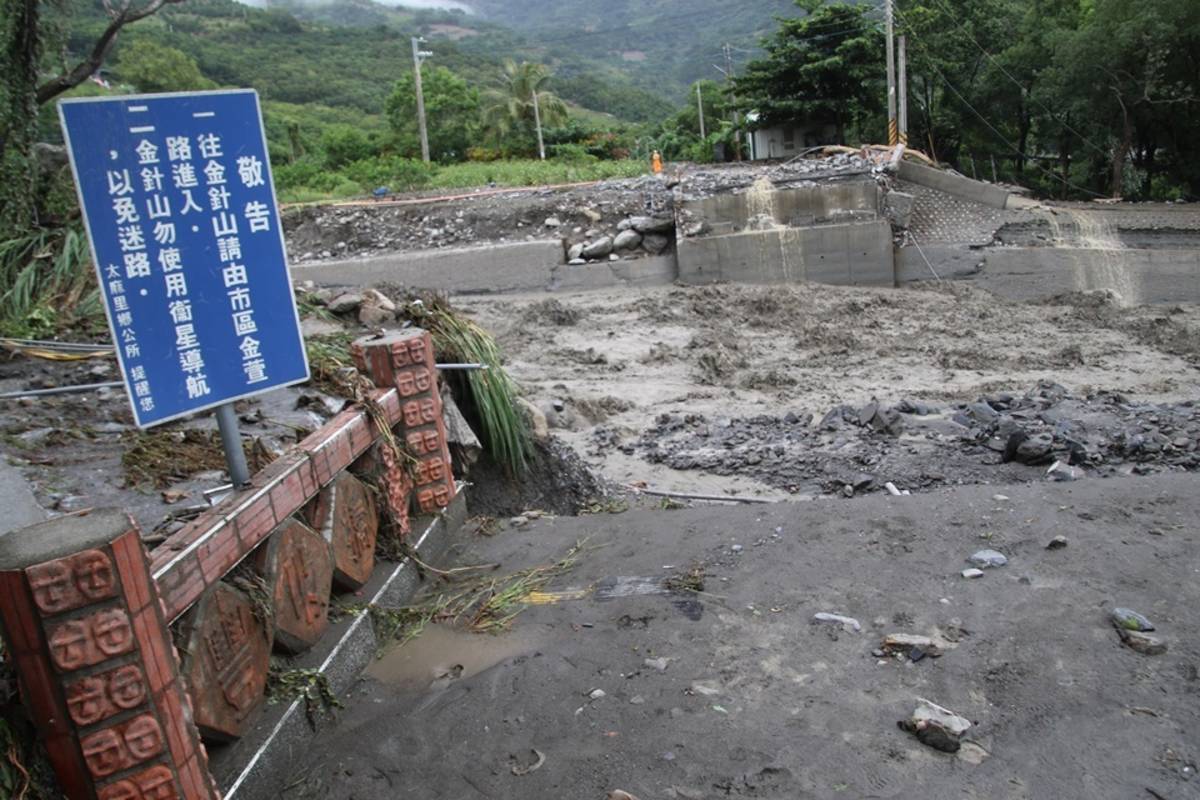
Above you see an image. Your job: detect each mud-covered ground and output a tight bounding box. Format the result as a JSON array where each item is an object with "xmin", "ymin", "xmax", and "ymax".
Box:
[
  {"xmin": 459, "ymin": 283, "xmax": 1200, "ymax": 499},
  {"xmin": 282, "ymin": 473, "xmax": 1200, "ymax": 800}
]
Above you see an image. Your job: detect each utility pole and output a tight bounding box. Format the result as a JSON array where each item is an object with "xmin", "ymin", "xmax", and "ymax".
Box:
[
  {"xmin": 723, "ymin": 43, "xmax": 742, "ymax": 161},
  {"xmin": 697, "ymin": 83, "xmax": 706, "ymax": 140},
  {"xmin": 897, "ymin": 34, "xmax": 908, "ymax": 145},
  {"xmin": 411, "ymin": 36, "xmax": 431, "ymax": 163},
  {"xmin": 885, "ymin": 0, "xmax": 898, "ymax": 147},
  {"xmin": 532, "ymin": 88, "xmax": 546, "ymax": 161}
]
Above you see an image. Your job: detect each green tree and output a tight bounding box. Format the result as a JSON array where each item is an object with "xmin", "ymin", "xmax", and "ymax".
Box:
[
  {"xmin": 385, "ymin": 65, "xmax": 479, "ymax": 163},
  {"xmin": 116, "ymin": 39, "xmax": 215, "ymax": 93},
  {"xmin": 320, "ymin": 123, "xmax": 375, "ymax": 169},
  {"xmin": 480, "ymin": 60, "xmax": 568, "ymax": 153},
  {"xmin": 734, "ymin": 0, "xmax": 883, "ymax": 144}
]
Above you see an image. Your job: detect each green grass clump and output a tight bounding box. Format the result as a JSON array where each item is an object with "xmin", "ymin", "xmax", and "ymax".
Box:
[{"xmin": 0, "ymin": 227, "xmax": 103, "ymax": 338}]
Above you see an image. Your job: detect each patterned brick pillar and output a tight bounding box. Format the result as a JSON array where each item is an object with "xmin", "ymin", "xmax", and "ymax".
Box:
[
  {"xmin": 0, "ymin": 511, "xmax": 218, "ymax": 800},
  {"xmin": 352, "ymin": 329, "xmax": 456, "ymax": 518}
]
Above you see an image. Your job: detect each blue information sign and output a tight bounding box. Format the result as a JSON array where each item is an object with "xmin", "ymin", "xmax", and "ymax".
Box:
[{"xmin": 59, "ymin": 89, "xmax": 309, "ymax": 428}]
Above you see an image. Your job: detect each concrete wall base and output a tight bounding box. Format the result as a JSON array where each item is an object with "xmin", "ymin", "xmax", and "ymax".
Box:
[
  {"xmin": 677, "ymin": 220, "xmax": 895, "ymax": 287},
  {"xmin": 897, "ymin": 161, "xmax": 1010, "ymax": 209},
  {"xmin": 209, "ymin": 493, "xmax": 469, "ymax": 800},
  {"xmin": 292, "ymin": 240, "xmax": 565, "ymax": 294},
  {"xmin": 899, "ymin": 245, "xmax": 1200, "ymax": 305},
  {"xmin": 550, "ymin": 254, "xmax": 678, "ymax": 291}
]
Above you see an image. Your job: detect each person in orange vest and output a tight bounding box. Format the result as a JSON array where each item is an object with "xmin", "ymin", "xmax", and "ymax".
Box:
[{"xmin": 651, "ymin": 150, "xmax": 663, "ymax": 174}]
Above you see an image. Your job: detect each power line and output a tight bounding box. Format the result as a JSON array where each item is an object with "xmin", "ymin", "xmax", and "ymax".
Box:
[
  {"xmin": 915, "ymin": 0, "xmax": 1110, "ymax": 159},
  {"xmin": 897, "ymin": 16, "xmax": 1107, "ymax": 198}
]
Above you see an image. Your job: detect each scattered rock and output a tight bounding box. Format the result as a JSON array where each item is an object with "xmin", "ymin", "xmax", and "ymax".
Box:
[
  {"xmin": 882, "ymin": 634, "xmax": 946, "ymax": 658},
  {"xmin": 361, "ymin": 288, "xmax": 396, "ymax": 313},
  {"xmin": 898, "ymin": 698, "xmax": 972, "ymax": 753},
  {"xmin": 1118, "ymin": 628, "xmax": 1168, "ymax": 655},
  {"xmin": 644, "ymin": 657, "xmax": 671, "ymax": 672},
  {"xmin": 544, "ymin": 216, "xmax": 562, "ymax": 228},
  {"xmin": 358, "ymin": 304, "xmax": 394, "ymax": 326},
  {"xmin": 961, "ymin": 568, "xmax": 985, "ymax": 579},
  {"xmin": 327, "ymin": 292, "xmax": 363, "ymax": 314},
  {"xmin": 568, "ymin": 258, "xmax": 587, "ymax": 265},
  {"xmin": 1046, "ymin": 535, "xmax": 1069, "ymax": 550},
  {"xmin": 580, "ymin": 207, "xmax": 603, "ymax": 223},
  {"xmin": 1111, "ymin": 607, "xmax": 1154, "ymax": 632},
  {"xmin": 1046, "ymin": 460, "xmax": 1083, "ymax": 481},
  {"xmin": 608, "ymin": 791, "xmax": 641, "ymax": 800},
  {"xmin": 613, "ymin": 229, "xmax": 643, "ymax": 251},
  {"xmin": 689, "ymin": 681, "xmax": 721, "ymax": 697},
  {"xmin": 588, "ymin": 689, "xmax": 607, "ymax": 700},
  {"xmin": 967, "ymin": 549, "xmax": 1008, "ymax": 568},
  {"xmin": 629, "ymin": 695, "xmax": 645, "ymax": 705},
  {"xmin": 582, "ymin": 236, "xmax": 614, "ymax": 259},
  {"xmin": 812, "ymin": 612, "xmax": 862, "ymax": 633},
  {"xmin": 567, "ymin": 242, "xmax": 585, "ymax": 261}
]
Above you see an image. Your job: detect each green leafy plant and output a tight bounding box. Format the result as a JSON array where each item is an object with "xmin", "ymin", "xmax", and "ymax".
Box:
[{"xmin": 0, "ymin": 227, "xmax": 102, "ymax": 338}]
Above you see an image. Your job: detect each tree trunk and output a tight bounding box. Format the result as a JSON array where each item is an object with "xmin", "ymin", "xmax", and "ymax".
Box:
[
  {"xmin": 0, "ymin": 0, "xmax": 41, "ymax": 237},
  {"xmin": 1110, "ymin": 95, "xmax": 1133, "ymax": 199}
]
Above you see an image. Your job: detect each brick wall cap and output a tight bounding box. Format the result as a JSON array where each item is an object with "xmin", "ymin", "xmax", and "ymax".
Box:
[{"xmin": 0, "ymin": 509, "xmax": 130, "ymax": 569}]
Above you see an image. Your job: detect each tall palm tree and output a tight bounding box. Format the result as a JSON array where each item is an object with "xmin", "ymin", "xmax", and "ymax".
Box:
[{"xmin": 481, "ymin": 60, "xmax": 568, "ymax": 158}]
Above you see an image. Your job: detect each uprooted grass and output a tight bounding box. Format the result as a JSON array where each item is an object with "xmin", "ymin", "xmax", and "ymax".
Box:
[
  {"xmin": 304, "ymin": 331, "xmax": 358, "ymax": 397},
  {"xmin": 371, "ymin": 541, "xmax": 588, "ymax": 649},
  {"xmin": 122, "ymin": 429, "xmax": 270, "ymax": 489},
  {"xmin": 398, "ymin": 294, "xmax": 532, "ymax": 476},
  {"xmin": 266, "ymin": 664, "xmax": 341, "ymax": 728}
]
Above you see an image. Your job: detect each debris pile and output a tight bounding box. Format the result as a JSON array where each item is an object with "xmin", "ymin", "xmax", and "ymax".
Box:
[{"xmin": 625, "ymin": 383, "xmax": 1200, "ymax": 496}]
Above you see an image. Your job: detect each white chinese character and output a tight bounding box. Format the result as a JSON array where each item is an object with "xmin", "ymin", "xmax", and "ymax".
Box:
[
  {"xmin": 117, "ymin": 225, "xmax": 145, "ymax": 252},
  {"xmin": 166, "ymin": 136, "xmax": 193, "ymax": 162},
  {"xmin": 236, "ymin": 156, "xmax": 265, "ymax": 188},
  {"xmin": 130, "ymin": 366, "xmax": 146, "ymax": 381},
  {"xmin": 213, "ymin": 212, "xmax": 238, "ymax": 237},
  {"xmin": 125, "ymin": 342, "xmax": 140, "ymax": 359},
  {"xmin": 124, "ymin": 252, "xmax": 151, "ymax": 279},
  {"xmin": 113, "ymin": 295, "xmax": 129, "ymax": 312},
  {"xmin": 107, "ymin": 279, "xmax": 124, "ymax": 295},
  {"xmin": 208, "ymin": 184, "xmax": 230, "ymax": 211},
  {"xmin": 203, "ymin": 160, "xmax": 226, "ymax": 185},
  {"xmin": 228, "ymin": 287, "xmax": 252, "ymax": 311},
  {"xmin": 172, "ymin": 162, "xmax": 198, "ymax": 189},
  {"xmin": 139, "ymin": 396, "xmax": 155, "ymax": 412},
  {"xmin": 168, "ymin": 300, "xmax": 193, "ymax": 324},
  {"xmin": 179, "ymin": 189, "xmax": 202, "ymax": 215},
  {"xmin": 107, "ymin": 169, "xmax": 133, "ymax": 196},
  {"xmin": 116, "ymin": 311, "xmax": 132, "ymax": 327},
  {"xmin": 122, "ymin": 328, "xmax": 137, "ymax": 343},
  {"xmin": 105, "ymin": 264, "xmax": 121, "ymax": 280},
  {"xmin": 134, "ymin": 380, "xmax": 151, "ymax": 398},
  {"xmin": 135, "ymin": 140, "xmax": 159, "ymax": 165},
  {"xmin": 244, "ymin": 359, "xmax": 268, "ymax": 384},
  {"xmin": 197, "ymin": 134, "xmax": 223, "ymax": 159},
  {"xmin": 112, "ymin": 197, "xmax": 139, "ymax": 224},
  {"xmin": 222, "ymin": 263, "xmax": 247, "ymax": 288},
  {"xmin": 154, "ymin": 221, "xmax": 176, "ymax": 245},
  {"xmin": 232, "ymin": 310, "xmax": 257, "ymax": 336},
  {"xmin": 175, "ymin": 323, "xmax": 200, "ymax": 350},
  {"xmin": 141, "ymin": 166, "xmax": 164, "ymax": 192},
  {"xmin": 146, "ymin": 195, "xmax": 171, "ymax": 220},
  {"xmin": 180, "ymin": 349, "xmax": 204, "ymax": 373},
  {"xmin": 186, "ymin": 373, "xmax": 210, "ymax": 399},
  {"xmin": 165, "ymin": 272, "xmax": 188, "ymax": 298},
  {"xmin": 158, "ymin": 248, "xmax": 182, "ymax": 273},
  {"xmin": 217, "ymin": 237, "xmax": 241, "ymax": 262},
  {"xmin": 238, "ymin": 336, "xmax": 261, "ymax": 360},
  {"xmin": 243, "ymin": 201, "xmax": 271, "ymax": 234}
]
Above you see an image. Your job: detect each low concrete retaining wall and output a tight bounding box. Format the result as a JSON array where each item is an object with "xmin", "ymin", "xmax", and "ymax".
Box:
[
  {"xmin": 897, "ymin": 161, "xmax": 1010, "ymax": 210},
  {"xmin": 677, "ymin": 220, "xmax": 895, "ymax": 287},
  {"xmin": 680, "ymin": 180, "xmax": 880, "ymax": 230},
  {"xmin": 292, "ymin": 240, "xmax": 566, "ymax": 294},
  {"xmin": 899, "ymin": 245, "xmax": 1200, "ymax": 304},
  {"xmin": 550, "ymin": 254, "xmax": 678, "ymax": 291}
]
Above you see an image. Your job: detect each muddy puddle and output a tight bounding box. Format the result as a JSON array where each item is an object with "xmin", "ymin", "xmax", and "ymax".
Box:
[{"xmin": 366, "ymin": 625, "xmax": 539, "ymax": 693}]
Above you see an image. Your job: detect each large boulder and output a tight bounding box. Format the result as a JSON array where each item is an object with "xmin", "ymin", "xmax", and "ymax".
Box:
[
  {"xmin": 642, "ymin": 234, "xmax": 671, "ymax": 255},
  {"xmin": 581, "ymin": 236, "xmax": 614, "ymax": 259},
  {"xmin": 630, "ymin": 215, "xmax": 674, "ymax": 234},
  {"xmin": 613, "ymin": 230, "xmax": 643, "ymax": 251}
]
